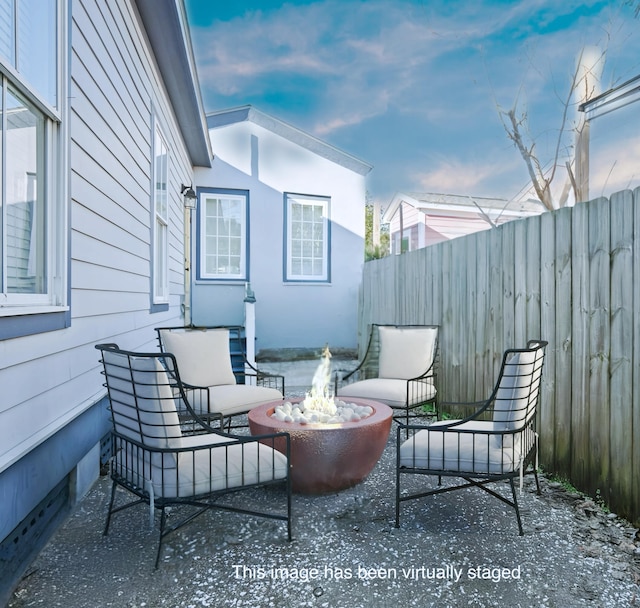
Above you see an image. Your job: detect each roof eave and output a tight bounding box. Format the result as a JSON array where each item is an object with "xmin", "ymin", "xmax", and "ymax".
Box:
[
  {"xmin": 134, "ymin": 0, "xmax": 212, "ymax": 167},
  {"xmin": 206, "ymin": 105, "xmax": 372, "ymax": 176}
]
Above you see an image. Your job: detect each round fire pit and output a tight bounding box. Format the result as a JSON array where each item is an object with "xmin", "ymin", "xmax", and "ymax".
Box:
[{"xmin": 248, "ymin": 398, "xmax": 392, "ymax": 495}]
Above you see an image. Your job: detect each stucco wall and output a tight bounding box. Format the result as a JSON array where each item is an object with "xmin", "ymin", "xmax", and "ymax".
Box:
[{"xmin": 193, "ymin": 120, "xmax": 367, "ymax": 352}]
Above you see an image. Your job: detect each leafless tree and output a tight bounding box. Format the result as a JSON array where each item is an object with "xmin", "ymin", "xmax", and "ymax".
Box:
[{"xmin": 497, "ymin": 46, "xmax": 606, "ymax": 211}]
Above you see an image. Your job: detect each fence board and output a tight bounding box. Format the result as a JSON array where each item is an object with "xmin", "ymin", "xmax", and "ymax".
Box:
[
  {"xmin": 464, "ymin": 233, "xmax": 478, "ymax": 402},
  {"xmin": 588, "ymin": 198, "xmax": 611, "ymax": 501},
  {"xmin": 474, "ymin": 230, "xmax": 490, "ymax": 400},
  {"xmin": 540, "ymin": 211, "xmax": 556, "ymax": 466},
  {"xmin": 525, "ymin": 215, "xmax": 541, "ymax": 338},
  {"xmin": 488, "ymin": 229, "xmax": 504, "ymax": 379},
  {"xmin": 501, "ymin": 222, "xmax": 516, "ymax": 355},
  {"xmin": 570, "ymin": 202, "xmax": 590, "ymax": 490},
  {"xmin": 609, "ymin": 190, "xmax": 633, "ymax": 515},
  {"xmin": 633, "ymin": 187, "xmax": 640, "ymax": 518},
  {"xmin": 513, "ymin": 220, "xmax": 528, "ymax": 346},
  {"xmin": 431, "ymin": 244, "xmax": 443, "ymax": 327},
  {"xmin": 440, "ymin": 240, "xmax": 458, "ymax": 399},
  {"xmin": 554, "ymin": 207, "xmax": 573, "ymax": 472}
]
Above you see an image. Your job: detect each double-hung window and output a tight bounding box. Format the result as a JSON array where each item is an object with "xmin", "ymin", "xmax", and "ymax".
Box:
[
  {"xmin": 152, "ymin": 123, "xmax": 169, "ymax": 306},
  {"xmin": 285, "ymin": 193, "xmax": 330, "ymax": 282},
  {"xmin": 0, "ymin": 0, "xmax": 68, "ymax": 337},
  {"xmin": 198, "ymin": 189, "xmax": 247, "ymax": 281}
]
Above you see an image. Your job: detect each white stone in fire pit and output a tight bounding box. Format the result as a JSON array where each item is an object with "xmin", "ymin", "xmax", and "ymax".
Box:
[{"xmin": 272, "ymin": 399, "xmax": 373, "ymax": 424}]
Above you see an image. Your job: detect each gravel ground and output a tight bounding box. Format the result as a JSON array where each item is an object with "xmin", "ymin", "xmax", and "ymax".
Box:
[{"xmin": 7, "ymin": 421, "xmax": 640, "ymax": 608}]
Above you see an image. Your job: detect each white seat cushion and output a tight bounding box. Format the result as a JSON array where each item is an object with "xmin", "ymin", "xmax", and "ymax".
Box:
[
  {"xmin": 205, "ymin": 384, "xmax": 283, "ymax": 416},
  {"xmin": 399, "ymin": 420, "xmax": 523, "ymax": 474},
  {"xmin": 338, "ymin": 378, "xmax": 436, "ymax": 408},
  {"xmin": 159, "ymin": 436, "xmax": 288, "ymax": 498},
  {"xmin": 127, "ymin": 433, "xmax": 287, "ymax": 499}
]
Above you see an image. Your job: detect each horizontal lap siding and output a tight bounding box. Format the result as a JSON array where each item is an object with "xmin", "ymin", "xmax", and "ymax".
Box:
[
  {"xmin": 361, "ymin": 191, "xmax": 640, "ymax": 525},
  {"xmin": 0, "ymin": 0, "xmax": 191, "ymax": 478}
]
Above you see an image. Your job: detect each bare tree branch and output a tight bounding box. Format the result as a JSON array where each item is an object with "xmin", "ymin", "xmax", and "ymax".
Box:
[
  {"xmin": 499, "ymin": 106, "xmax": 554, "ymax": 211},
  {"xmin": 467, "ymin": 196, "xmax": 498, "ymax": 228},
  {"xmin": 497, "ymin": 44, "xmax": 607, "ymax": 211}
]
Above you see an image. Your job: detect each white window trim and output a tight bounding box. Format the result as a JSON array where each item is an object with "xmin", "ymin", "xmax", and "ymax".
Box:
[
  {"xmin": 0, "ymin": 0, "xmax": 68, "ymax": 317},
  {"xmin": 198, "ymin": 190, "xmax": 248, "ymax": 281},
  {"xmin": 285, "ymin": 193, "xmax": 330, "ymax": 283},
  {"xmin": 152, "ymin": 120, "xmax": 169, "ymax": 305}
]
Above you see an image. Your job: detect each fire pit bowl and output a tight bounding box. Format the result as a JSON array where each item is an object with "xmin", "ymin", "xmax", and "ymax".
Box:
[{"xmin": 248, "ymin": 398, "xmax": 392, "ymax": 494}]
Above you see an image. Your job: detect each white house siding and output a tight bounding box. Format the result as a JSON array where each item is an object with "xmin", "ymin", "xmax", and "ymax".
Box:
[
  {"xmin": 0, "ymin": 0, "xmax": 196, "ymax": 560},
  {"xmin": 389, "ymin": 210, "xmax": 521, "ymax": 253},
  {"xmin": 193, "ymin": 119, "xmax": 367, "ymax": 352}
]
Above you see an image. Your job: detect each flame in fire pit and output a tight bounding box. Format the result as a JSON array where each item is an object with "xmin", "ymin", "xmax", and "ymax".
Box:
[
  {"xmin": 272, "ymin": 345, "xmax": 373, "ymax": 424},
  {"xmin": 304, "ymin": 344, "xmax": 337, "ymax": 416}
]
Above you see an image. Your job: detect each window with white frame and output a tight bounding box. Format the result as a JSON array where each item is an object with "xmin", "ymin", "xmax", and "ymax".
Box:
[
  {"xmin": 285, "ymin": 193, "xmax": 330, "ymax": 282},
  {"xmin": 152, "ymin": 123, "xmax": 169, "ymax": 304},
  {"xmin": 198, "ymin": 190, "xmax": 247, "ymax": 280},
  {"xmin": 0, "ymin": 0, "xmax": 67, "ymax": 331}
]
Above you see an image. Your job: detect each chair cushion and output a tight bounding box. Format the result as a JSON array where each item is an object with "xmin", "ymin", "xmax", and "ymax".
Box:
[
  {"xmin": 378, "ymin": 326, "xmax": 437, "ymax": 380},
  {"xmin": 120, "ymin": 433, "xmax": 288, "ymax": 499},
  {"xmin": 161, "ymin": 329, "xmax": 237, "ymax": 387},
  {"xmin": 493, "ymin": 349, "xmax": 539, "ymax": 431},
  {"xmin": 338, "ymin": 378, "xmax": 436, "ymax": 408},
  {"xmin": 205, "ymin": 385, "xmax": 283, "ymax": 416},
  {"xmin": 103, "ymin": 350, "xmax": 183, "ymax": 450},
  {"xmin": 399, "ymin": 421, "xmax": 523, "ymax": 474},
  {"xmin": 155, "ymin": 436, "xmax": 289, "ymax": 498}
]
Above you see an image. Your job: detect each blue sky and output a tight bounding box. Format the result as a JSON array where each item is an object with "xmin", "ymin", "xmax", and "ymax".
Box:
[{"xmin": 184, "ymin": 0, "xmax": 640, "ymax": 208}]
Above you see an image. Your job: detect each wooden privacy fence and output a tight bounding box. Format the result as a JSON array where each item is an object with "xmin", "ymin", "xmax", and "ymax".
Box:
[{"xmin": 359, "ymin": 188, "xmax": 640, "ymax": 525}]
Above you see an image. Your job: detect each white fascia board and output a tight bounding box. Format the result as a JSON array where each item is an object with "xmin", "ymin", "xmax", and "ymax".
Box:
[
  {"xmin": 206, "ymin": 105, "xmax": 372, "ymax": 176},
  {"xmin": 581, "ymin": 74, "xmax": 640, "ymax": 121}
]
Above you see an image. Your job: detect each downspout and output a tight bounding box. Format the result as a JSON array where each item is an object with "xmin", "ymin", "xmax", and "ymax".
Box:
[
  {"xmin": 183, "ymin": 202, "xmax": 193, "ymax": 325},
  {"xmin": 398, "ymin": 201, "xmax": 405, "ymax": 254}
]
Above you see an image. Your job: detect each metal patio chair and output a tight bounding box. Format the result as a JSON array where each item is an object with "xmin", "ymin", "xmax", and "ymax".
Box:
[
  {"xmin": 395, "ymin": 340, "xmax": 547, "ymax": 535},
  {"xmin": 335, "ymin": 324, "xmax": 439, "ymax": 427},
  {"xmin": 96, "ymin": 343, "xmax": 292, "ymax": 568},
  {"xmin": 155, "ymin": 326, "xmax": 284, "ymax": 430}
]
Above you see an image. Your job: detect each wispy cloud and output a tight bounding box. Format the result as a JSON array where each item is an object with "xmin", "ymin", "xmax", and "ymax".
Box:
[
  {"xmin": 188, "ymin": 0, "xmax": 640, "ymax": 200},
  {"xmin": 413, "ymin": 155, "xmax": 524, "ymax": 197}
]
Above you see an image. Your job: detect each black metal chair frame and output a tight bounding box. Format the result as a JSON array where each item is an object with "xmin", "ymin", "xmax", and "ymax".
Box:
[
  {"xmin": 335, "ymin": 323, "xmax": 439, "ymax": 426},
  {"xmin": 96, "ymin": 343, "xmax": 292, "ymax": 568},
  {"xmin": 154, "ymin": 325, "xmax": 285, "ymax": 431},
  {"xmin": 395, "ymin": 340, "xmax": 547, "ymax": 536}
]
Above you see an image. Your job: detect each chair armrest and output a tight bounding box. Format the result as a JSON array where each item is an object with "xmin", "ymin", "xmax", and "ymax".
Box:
[
  {"xmin": 333, "ymin": 366, "xmax": 357, "ymax": 384},
  {"xmin": 438, "ymin": 399, "xmax": 491, "ymax": 418},
  {"xmin": 237, "ymin": 371, "xmax": 285, "ymax": 393},
  {"xmin": 394, "ymin": 415, "xmax": 494, "ymax": 435},
  {"xmin": 242, "ymin": 358, "xmax": 284, "ymax": 381},
  {"xmin": 335, "ymin": 364, "xmax": 370, "ymax": 387},
  {"xmin": 220, "ymin": 429, "xmax": 292, "ymax": 461},
  {"xmin": 176, "ymin": 385, "xmax": 225, "ymax": 431}
]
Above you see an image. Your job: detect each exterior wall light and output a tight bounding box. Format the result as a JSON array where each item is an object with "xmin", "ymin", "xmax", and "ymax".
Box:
[{"xmin": 181, "ymin": 183, "xmax": 197, "ymax": 209}]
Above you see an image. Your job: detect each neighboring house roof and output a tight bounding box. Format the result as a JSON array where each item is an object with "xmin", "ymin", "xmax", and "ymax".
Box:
[
  {"xmin": 382, "ymin": 192, "xmax": 544, "ymax": 224},
  {"xmin": 135, "ymin": 0, "xmax": 212, "ymax": 167},
  {"xmin": 206, "ymin": 105, "xmax": 373, "ymax": 176},
  {"xmin": 580, "ymin": 74, "xmax": 640, "ymax": 121}
]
